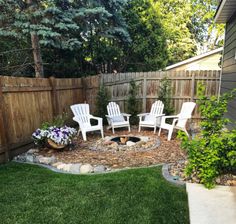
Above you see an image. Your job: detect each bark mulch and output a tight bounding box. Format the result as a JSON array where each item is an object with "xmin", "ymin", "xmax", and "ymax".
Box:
[{"xmin": 39, "ymin": 127, "xmax": 187, "ymax": 169}]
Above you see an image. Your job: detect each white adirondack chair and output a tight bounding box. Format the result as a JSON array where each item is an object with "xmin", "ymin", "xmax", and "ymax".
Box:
[
  {"xmin": 106, "ymin": 102, "xmax": 131, "ymax": 134},
  {"xmin": 158, "ymin": 102, "xmax": 196, "ymax": 141},
  {"xmin": 138, "ymin": 100, "xmax": 165, "ymax": 133},
  {"xmin": 70, "ymin": 104, "xmax": 104, "ymax": 141}
]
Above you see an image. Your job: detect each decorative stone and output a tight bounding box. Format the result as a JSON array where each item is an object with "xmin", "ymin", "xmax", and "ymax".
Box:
[
  {"xmin": 93, "ymin": 165, "xmax": 106, "ymax": 173},
  {"xmin": 126, "ymin": 141, "xmax": 135, "ymax": 146},
  {"xmin": 25, "ymin": 155, "xmax": 34, "ymax": 163},
  {"xmin": 52, "ymin": 162, "xmax": 64, "ymax": 168},
  {"xmin": 69, "ymin": 163, "xmax": 81, "ymax": 174},
  {"xmin": 27, "ymin": 149, "xmax": 39, "ymax": 154},
  {"xmin": 80, "ymin": 164, "xmax": 93, "ymax": 174},
  {"xmin": 38, "ymin": 156, "xmax": 56, "ymax": 165},
  {"xmin": 57, "ymin": 163, "xmax": 67, "ymax": 170},
  {"xmin": 34, "ymin": 155, "xmax": 43, "ymax": 163},
  {"xmin": 62, "ymin": 164, "xmax": 72, "ymax": 172}
]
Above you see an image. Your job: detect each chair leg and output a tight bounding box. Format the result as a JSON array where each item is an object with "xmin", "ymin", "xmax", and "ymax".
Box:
[
  {"xmin": 138, "ymin": 125, "xmax": 141, "ymax": 132},
  {"xmin": 81, "ymin": 131, "xmax": 87, "ymax": 141},
  {"xmin": 101, "ymin": 128, "xmax": 104, "ymax": 139},
  {"xmin": 112, "ymin": 126, "xmax": 115, "ymax": 134},
  {"xmin": 128, "ymin": 125, "xmax": 131, "ymax": 132},
  {"xmin": 154, "ymin": 126, "xmax": 157, "ymax": 134},
  {"xmin": 158, "ymin": 128, "xmax": 161, "ymax": 136},
  {"xmin": 167, "ymin": 128, "xmax": 173, "ymax": 141}
]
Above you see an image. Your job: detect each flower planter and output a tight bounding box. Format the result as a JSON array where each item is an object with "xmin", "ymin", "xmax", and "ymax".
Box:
[{"xmin": 47, "ymin": 139, "xmax": 66, "ymax": 150}]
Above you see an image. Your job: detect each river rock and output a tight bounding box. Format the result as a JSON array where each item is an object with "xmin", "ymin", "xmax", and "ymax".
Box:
[
  {"xmin": 93, "ymin": 165, "xmax": 106, "ymax": 173},
  {"xmin": 80, "ymin": 164, "xmax": 93, "ymax": 174},
  {"xmin": 69, "ymin": 163, "xmax": 81, "ymax": 174},
  {"xmin": 25, "ymin": 155, "xmax": 34, "ymax": 163},
  {"xmin": 38, "ymin": 156, "xmax": 56, "ymax": 165},
  {"xmin": 126, "ymin": 141, "xmax": 136, "ymax": 146}
]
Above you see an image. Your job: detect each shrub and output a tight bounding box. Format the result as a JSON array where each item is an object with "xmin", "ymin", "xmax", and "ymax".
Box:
[
  {"xmin": 178, "ymin": 84, "xmax": 236, "ymax": 189},
  {"xmin": 158, "ymin": 77, "xmax": 174, "ymax": 115},
  {"xmin": 127, "ymin": 79, "xmax": 140, "ymax": 124},
  {"xmin": 95, "ymin": 84, "xmax": 110, "ymax": 124}
]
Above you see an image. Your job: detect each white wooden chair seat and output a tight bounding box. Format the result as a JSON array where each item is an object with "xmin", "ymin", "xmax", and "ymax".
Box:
[
  {"xmin": 138, "ymin": 100, "xmax": 164, "ymax": 133},
  {"xmin": 158, "ymin": 102, "xmax": 196, "ymax": 140},
  {"xmin": 106, "ymin": 102, "xmax": 131, "ymax": 133},
  {"xmin": 70, "ymin": 104, "xmax": 104, "ymax": 141}
]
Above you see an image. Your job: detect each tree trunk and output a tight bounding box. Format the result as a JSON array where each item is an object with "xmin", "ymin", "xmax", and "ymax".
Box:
[
  {"xmin": 27, "ymin": 0, "xmax": 44, "ymax": 78},
  {"xmin": 31, "ymin": 33, "xmax": 44, "ymax": 78}
]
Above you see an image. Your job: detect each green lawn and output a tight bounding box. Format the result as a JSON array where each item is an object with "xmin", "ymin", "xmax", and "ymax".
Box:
[{"xmin": 0, "ymin": 162, "xmax": 189, "ymax": 224}]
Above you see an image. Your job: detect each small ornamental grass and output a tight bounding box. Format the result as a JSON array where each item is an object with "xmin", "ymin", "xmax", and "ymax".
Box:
[{"xmin": 32, "ymin": 126, "xmax": 77, "ymax": 146}]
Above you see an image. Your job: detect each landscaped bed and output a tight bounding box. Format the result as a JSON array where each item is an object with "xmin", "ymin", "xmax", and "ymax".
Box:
[
  {"xmin": 28, "ymin": 128, "xmax": 186, "ymax": 169},
  {"xmin": 0, "ymin": 162, "xmax": 189, "ymax": 224}
]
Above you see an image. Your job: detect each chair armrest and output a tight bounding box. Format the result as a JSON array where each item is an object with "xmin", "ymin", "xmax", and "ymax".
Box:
[
  {"xmin": 89, "ymin": 115, "xmax": 102, "ymax": 120},
  {"xmin": 122, "ymin": 113, "xmax": 131, "ymax": 117},
  {"xmin": 154, "ymin": 114, "xmax": 165, "ymax": 118},
  {"xmin": 137, "ymin": 113, "xmax": 149, "ymax": 117},
  {"xmin": 163, "ymin": 115, "xmax": 179, "ymax": 119}
]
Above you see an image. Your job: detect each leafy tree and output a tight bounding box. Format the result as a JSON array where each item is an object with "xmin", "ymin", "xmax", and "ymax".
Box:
[
  {"xmin": 122, "ymin": 0, "xmax": 168, "ymax": 72},
  {"xmin": 190, "ymin": 0, "xmax": 225, "ymax": 50}
]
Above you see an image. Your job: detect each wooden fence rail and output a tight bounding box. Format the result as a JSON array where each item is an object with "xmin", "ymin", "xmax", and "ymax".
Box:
[{"xmin": 0, "ymin": 70, "xmax": 220, "ymax": 163}]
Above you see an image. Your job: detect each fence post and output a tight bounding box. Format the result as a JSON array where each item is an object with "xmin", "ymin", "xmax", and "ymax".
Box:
[
  {"xmin": 142, "ymin": 74, "xmax": 147, "ymax": 112},
  {"xmin": 190, "ymin": 72, "xmax": 195, "ymax": 101},
  {"xmin": 0, "ymin": 77, "xmax": 10, "ymax": 162},
  {"xmin": 49, "ymin": 76, "xmax": 59, "ymax": 117}
]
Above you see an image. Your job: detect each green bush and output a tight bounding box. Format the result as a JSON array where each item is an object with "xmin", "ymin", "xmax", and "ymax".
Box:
[
  {"xmin": 158, "ymin": 77, "xmax": 174, "ymax": 115},
  {"xmin": 127, "ymin": 79, "xmax": 140, "ymax": 124},
  {"xmin": 178, "ymin": 84, "xmax": 236, "ymax": 189},
  {"xmin": 95, "ymin": 84, "xmax": 110, "ymax": 124}
]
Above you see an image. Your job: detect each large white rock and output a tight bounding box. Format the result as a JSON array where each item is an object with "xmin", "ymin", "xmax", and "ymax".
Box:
[
  {"xmin": 80, "ymin": 164, "xmax": 93, "ymax": 174},
  {"xmin": 38, "ymin": 156, "xmax": 56, "ymax": 165},
  {"xmin": 126, "ymin": 141, "xmax": 136, "ymax": 146},
  {"xmin": 69, "ymin": 163, "xmax": 81, "ymax": 174}
]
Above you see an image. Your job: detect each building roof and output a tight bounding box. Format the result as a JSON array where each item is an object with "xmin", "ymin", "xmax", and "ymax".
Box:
[
  {"xmin": 215, "ymin": 0, "xmax": 236, "ymax": 23},
  {"xmin": 164, "ymin": 47, "xmax": 223, "ymax": 71}
]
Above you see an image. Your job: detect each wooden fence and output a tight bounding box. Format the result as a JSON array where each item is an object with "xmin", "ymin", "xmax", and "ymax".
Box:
[
  {"xmin": 0, "ymin": 76, "xmax": 83, "ymax": 163},
  {"xmin": 0, "ymin": 70, "xmax": 220, "ymax": 163}
]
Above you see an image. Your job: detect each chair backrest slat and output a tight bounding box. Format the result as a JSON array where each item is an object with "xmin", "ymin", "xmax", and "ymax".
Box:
[
  {"xmin": 176, "ymin": 102, "xmax": 196, "ymax": 128},
  {"xmin": 71, "ymin": 104, "xmax": 90, "ymax": 124},
  {"xmin": 150, "ymin": 100, "xmax": 164, "ymax": 116},
  {"xmin": 107, "ymin": 102, "xmax": 121, "ymax": 117}
]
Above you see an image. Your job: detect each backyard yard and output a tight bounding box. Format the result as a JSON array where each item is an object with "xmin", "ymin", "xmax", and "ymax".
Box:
[{"xmin": 0, "ymin": 162, "xmax": 189, "ymax": 224}]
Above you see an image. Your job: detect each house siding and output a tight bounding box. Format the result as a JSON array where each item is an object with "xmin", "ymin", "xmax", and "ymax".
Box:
[{"xmin": 222, "ymin": 11, "xmax": 236, "ymax": 128}]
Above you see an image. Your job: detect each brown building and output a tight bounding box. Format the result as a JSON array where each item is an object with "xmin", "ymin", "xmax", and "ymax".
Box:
[
  {"xmin": 165, "ymin": 48, "xmax": 223, "ymax": 71},
  {"xmin": 215, "ymin": 0, "xmax": 236, "ymax": 127}
]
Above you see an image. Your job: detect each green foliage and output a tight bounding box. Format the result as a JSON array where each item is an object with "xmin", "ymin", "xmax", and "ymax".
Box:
[
  {"xmin": 95, "ymin": 85, "xmax": 110, "ymax": 124},
  {"xmin": 158, "ymin": 77, "xmax": 174, "ymax": 115},
  {"xmin": 41, "ymin": 112, "xmax": 69, "ymax": 129},
  {"xmin": 127, "ymin": 79, "xmax": 140, "ymax": 124},
  {"xmin": 178, "ymin": 84, "xmax": 236, "ymax": 189}
]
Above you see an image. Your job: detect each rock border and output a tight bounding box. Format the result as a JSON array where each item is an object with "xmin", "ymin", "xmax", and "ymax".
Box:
[{"xmin": 162, "ymin": 163, "xmax": 186, "ymax": 186}]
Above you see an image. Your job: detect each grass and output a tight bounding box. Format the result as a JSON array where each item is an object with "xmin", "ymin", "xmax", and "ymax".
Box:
[{"xmin": 0, "ymin": 162, "xmax": 189, "ymax": 224}]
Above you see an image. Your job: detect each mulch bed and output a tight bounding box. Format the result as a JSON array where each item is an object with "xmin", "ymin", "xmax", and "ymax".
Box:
[{"xmin": 38, "ymin": 126, "xmax": 187, "ymax": 169}]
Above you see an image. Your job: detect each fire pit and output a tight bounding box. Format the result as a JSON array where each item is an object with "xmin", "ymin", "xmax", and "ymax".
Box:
[
  {"xmin": 90, "ymin": 135, "xmax": 161, "ymax": 152},
  {"xmin": 110, "ymin": 136, "xmax": 141, "ymax": 145}
]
